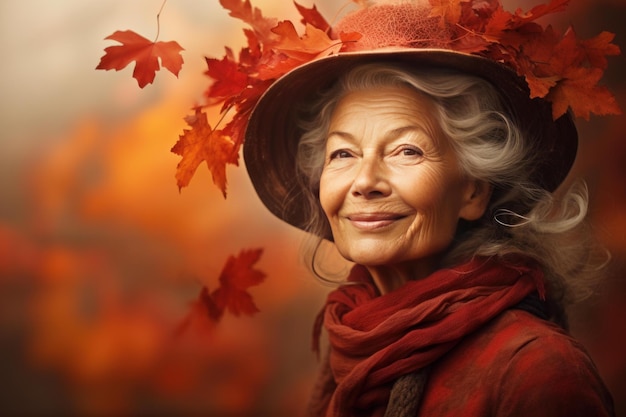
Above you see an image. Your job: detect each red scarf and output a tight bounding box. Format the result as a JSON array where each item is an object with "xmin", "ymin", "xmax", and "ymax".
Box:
[{"xmin": 310, "ymin": 257, "xmax": 546, "ymax": 417}]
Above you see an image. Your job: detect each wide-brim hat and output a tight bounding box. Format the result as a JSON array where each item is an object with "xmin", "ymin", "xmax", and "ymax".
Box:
[
  {"xmin": 243, "ymin": 49, "xmax": 577, "ymax": 231},
  {"xmin": 243, "ymin": 2, "xmax": 581, "ymax": 232}
]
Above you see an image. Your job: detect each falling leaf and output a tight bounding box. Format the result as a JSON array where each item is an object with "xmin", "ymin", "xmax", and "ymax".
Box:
[
  {"xmin": 171, "ymin": 109, "xmax": 238, "ymax": 196},
  {"xmin": 175, "ymin": 287, "xmax": 222, "ymax": 337},
  {"xmin": 176, "ymin": 249, "xmax": 267, "ymax": 338},
  {"xmin": 96, "ymin": 30, "xmax": 184, "ymax": 88},
  {"xmin": 212, "ymin": 249, "xmax": 266, "ymax": 317}
]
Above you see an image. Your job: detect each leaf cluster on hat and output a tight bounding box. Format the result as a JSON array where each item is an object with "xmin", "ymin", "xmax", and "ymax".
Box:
[{"xmin": 172, "ymin": 0, "xmax": 621, "ymax": 231}]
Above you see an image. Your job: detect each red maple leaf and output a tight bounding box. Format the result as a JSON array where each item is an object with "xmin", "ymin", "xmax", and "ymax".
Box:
[
  {"xmin": 580, "ymin": 31, "xmax": 621, "ymax": 70},
  {"xmin": 548, "ymin": 67, "xmax": 621, "ymax": 120},
  {"xmin": 533, "ymin": 27, "xmax": 622, "ymax": 119},
  {"xmin": 295, "ymin": 1, "xmax": 330, "ymax": 32},
  {"xmin": 221, "ymin": 81, "xmax": 273, "ymax": 149},
  {"xmin": 175, "ymin": 287, "xmax": 222, "ymax": 337},
  {"xmin": 240, "ymin": 28, "xmax": 263, "ymax": 67},
  {"xmin": 175, "ymin": 248, "xmax": 267, "ymax": 336},
  {"xmin": 96, "ymin": 30, "xmax": 184, "ymax": 88},
  {"xmin": 212, "ymin": 249, "xmax": 266, "ymax": 317},
  {"xmin": 170, "ymin": 109, "xmax": 239, "ymax": 196},
  {"xmin": 204, "ymin": 51, "xmax": 250, "ymax": 104}
]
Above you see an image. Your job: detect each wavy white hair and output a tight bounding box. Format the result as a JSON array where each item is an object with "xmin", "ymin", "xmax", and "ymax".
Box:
[{"xmin": 295, "ymin": 63, "xmax": 608, "ymax": 323}]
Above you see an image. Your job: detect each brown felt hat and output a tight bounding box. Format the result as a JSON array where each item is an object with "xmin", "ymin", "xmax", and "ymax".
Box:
[{"xmin": 242, "ymin": 4, "xmax": 578, "ymax": 232}]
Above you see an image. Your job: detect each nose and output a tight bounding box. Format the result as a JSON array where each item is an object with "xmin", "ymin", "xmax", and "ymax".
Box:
[{"xmin": 351, "ymin": 155, "xmax": 391, "ymax": 198}]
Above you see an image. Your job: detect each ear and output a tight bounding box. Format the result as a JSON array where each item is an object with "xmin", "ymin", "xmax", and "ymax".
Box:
[{"xmin": 459, "ymin": 179, "xmax": 492, "ymax": 221}]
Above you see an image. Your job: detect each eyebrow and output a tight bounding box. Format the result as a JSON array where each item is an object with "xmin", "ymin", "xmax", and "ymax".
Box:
[{"xmin": 327, "ymin": 125, "xmax": 429, "ymax": 142}]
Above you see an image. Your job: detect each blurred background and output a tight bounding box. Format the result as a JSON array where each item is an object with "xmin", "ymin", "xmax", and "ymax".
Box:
[{"xmin": 0, "ymin": 0, "xmax": 624, "ymax": 416}]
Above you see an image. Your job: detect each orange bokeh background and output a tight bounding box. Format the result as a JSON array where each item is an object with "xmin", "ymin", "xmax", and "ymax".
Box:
[{"xmin": 1, "ymin": 1, "xmax": 625, "ymax": 416}]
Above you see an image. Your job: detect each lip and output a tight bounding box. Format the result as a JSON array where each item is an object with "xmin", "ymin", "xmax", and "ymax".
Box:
[{"xmin": 345, "ymin": 212, "xmax": 406, "ymax": 231}]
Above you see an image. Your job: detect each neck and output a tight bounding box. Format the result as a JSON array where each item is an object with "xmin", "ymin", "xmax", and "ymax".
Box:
[{"xmin": 366, "ymin": 256, "xmax": 440, "ymax": 295}]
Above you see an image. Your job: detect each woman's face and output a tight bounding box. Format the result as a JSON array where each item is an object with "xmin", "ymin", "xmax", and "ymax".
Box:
[{"xmin": 319, "ymin": 86, "xmax": 480, "ymax": 268}]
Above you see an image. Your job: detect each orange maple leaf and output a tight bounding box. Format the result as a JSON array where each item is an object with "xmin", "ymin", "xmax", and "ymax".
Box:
[
  {"xmin": 212, "ymin": 249, "xmax": 266, "ymax": 317},
  {"xmin": 170, "ymin": 109, "xmax": 239, "ymax": 196},
  {"xmin": 428, "ymin": 0, "xmax": 464, "ymax": 27},
  {"xmin": 96, "ymin": 30, "xmax": 184, "ymax": 88},
  {"xmin": 219, "ymin": 0, "xmax": 278, "ymax": 46},
  {"xmin": 272, "ymin": 22, "xmax": 342, "ymax": 62}
]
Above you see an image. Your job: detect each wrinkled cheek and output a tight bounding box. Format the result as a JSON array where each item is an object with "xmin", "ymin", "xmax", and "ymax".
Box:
[
  {"xmin": 319, "ymin": 179, "xmax": 345, "ymax": 225},
  {"xmin": 408, "ymin": 211, "xmax": 455, "ymax": 254}
]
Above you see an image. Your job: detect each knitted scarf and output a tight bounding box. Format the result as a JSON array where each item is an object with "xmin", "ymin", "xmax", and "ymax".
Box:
[{"xmin": 307, "ymin": 257, "xmax": 546, "ymax": 417}]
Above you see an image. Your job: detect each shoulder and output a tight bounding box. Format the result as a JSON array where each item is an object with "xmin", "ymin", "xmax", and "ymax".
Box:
[
  {"xmin": 477, "ymin": 309, "xmax": 587, "ymax": 366},
  {"xmin": 474, "ymin": 310, "xmax": 614, "ymax": 416},
  {"xmin": 424, "ymin": 309, "xmax": 614, "ymax": 417}
]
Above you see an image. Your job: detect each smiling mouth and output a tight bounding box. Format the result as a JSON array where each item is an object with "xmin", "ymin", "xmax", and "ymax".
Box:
[{"xmin": 346, "ymin": 213, "xmax": 406, "ymax": 231}]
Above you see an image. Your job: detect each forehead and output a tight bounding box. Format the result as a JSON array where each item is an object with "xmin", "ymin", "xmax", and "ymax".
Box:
[{"xmin": 329, "ymin": 85, "xmax": 444, "ymax": 141}]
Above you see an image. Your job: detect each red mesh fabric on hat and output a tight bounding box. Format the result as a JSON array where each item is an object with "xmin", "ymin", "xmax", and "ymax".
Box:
[{"xmin": 334, "ymin": 2, "xmax": 452, "ymax": 51}]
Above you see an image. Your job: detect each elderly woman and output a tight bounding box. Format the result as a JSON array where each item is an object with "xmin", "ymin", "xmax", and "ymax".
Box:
[
  {"xmin": 292, "ymin": 63, "xmax": 613, "ymax": 417},
  {"xmin": 226, "ymin": 0, "xmax": 618, "ymax": 416}
]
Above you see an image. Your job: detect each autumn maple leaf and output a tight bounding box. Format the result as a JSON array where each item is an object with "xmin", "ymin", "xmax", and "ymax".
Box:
[
  {"xmin": 205, "ymin": 51, "xmax": 250, "ymax": 105},
  {"xmin": 272, "ymin": 22, "xmax": 342, "ymax": 62},
  {"xmin": 176, "ymin": 249, "xmax": 267, "ymax": 336},
  {"xmin": 580, "ymin": 31, "xmax": 621, "ymax": 71},
  {"xmin": 548, "ymin": 67, "xmax": 621, "ymax": 120},
  {"xmin": 96, "ymin": 30, "xmax": 184, "ymax": 88},
  {"xmin": 212, "ymin": 249, "xmax": 266, "ymax": 317},
  {"xmin": 175, "ymin": 287, "xmax": 222, "ymax": 337},
  {"xmin": 530, "ymin": 27, "xmax": 622, "ymax": 119},
  {"xmin": 185, "ymin": 0, "xmax": 349, "ymax": 195},
  {"xmin": 295, "ymin": 1, "xmax": 331, "ymax": 32},
  {"xmin": 428, "ymin": 0, "xmax": 464, "ymax": 27},
  {"xmin": 220, "ymin": 0, "xmax": 278, "ymax": 46},
  {"xmin": 171, "ymin": 109, "xmax": 239, "ymax": 196}
]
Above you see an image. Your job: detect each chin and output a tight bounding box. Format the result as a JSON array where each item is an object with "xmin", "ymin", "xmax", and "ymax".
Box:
[{"xmin": 340, "ymin": 247, "xmax": 402, "ymax": 266}]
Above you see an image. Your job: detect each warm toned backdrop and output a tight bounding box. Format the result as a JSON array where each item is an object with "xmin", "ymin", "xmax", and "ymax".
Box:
[{"xmin": 1, "ymin": 0, "xmax": 624, "ymax": 416}]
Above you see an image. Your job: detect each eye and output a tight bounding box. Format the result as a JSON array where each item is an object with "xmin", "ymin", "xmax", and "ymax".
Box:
[
  {"xmin": 399, "ymin": 146, "xmax": 423, "ymax": 157},
  {"xmin": 329, "ymin": 149, "xmax": 353, "ymax": 160}
]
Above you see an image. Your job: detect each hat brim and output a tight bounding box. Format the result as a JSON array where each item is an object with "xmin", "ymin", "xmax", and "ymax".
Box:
[{"xmin": 243, "ymin": 48, "xmax": 577, "ymax": 232}]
